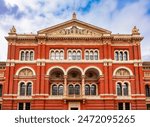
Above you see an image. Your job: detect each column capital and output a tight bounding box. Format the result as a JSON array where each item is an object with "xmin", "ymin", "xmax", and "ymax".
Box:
[{"xmin": 64, "ymin": 75, "xmax": 68, "ymax": 79}]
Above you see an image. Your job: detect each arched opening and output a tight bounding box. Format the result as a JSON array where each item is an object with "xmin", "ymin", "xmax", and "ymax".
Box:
[
  {"xmin": 123, "ymin": 83, "xmax": 128, "ymax": 96},
  {"xmin": 91, "ymin": 84, "xmax": 96, "ymax": 95},
  {"xmin": 115, "ymin": 51, "xmax": 119, "ymax": 61},
  {"xmin": 68, "ymin": 84, "xmax": 74, "ymax": 95},
  {"xmin": 117, "ymin": 82, "xmax": 122, "ymax": 96},
  {"xmin": 30, "ymin": 51, "xmax": 34, "ymax": 61},
  {"xmin": 0, "ymin": 84, "xmax": 2, "ymax": 97},
  {"xmin": 26, "ymin": 82, "xmax": 32, "ymax": 96},
  {"xmin": 123, "ymin": 51, "xmax": 128, "ymax": 61},
  {"xmin": 49, "ymin": 68, "xmax": 64, "ymax": 96},
  {"xmin": 58, "ymin": 85, "xmax": 63, "ymax": 95},
  {"xmin": 67, "ymin": 67, "xmax": 82, "ymax": 96},
  {"xmin": 85, "ymin": 51, "xmax": 89, "ymax": 60},
  {"xmin": 75, "ymin": 84, "xmax": 80, "ymax": 95},
  {"xmin": 20, "ymin": 82, "xmax": 25, "ymax": 96},
  {"xmin": 21, "ymin": 51, "xmax": 25, "ymax": 61},
  {"xmin": 85, "ymin": 84, "xmax": 90, "ymax": 95},
  {"xmin": 52, "ymin": 84, "xmax": 57, "ymax": 95},
  {"xmin": 145, "ymin": 85, "xmax": 150, "ymax": 97}
]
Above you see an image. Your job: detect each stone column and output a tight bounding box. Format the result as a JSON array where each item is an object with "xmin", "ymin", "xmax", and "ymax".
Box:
[
  {"xmin": 82, "ymin": 75, "xmax": 85, "ymax": 96},
  {"xmin": 64, "ymin": 75, "xmax": 67, "ymax": 97}
]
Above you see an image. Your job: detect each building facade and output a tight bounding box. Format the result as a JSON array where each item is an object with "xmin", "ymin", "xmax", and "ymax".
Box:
[{"xmin": 0, "ymin": 13, "xmax": 150, "ymax": 110}]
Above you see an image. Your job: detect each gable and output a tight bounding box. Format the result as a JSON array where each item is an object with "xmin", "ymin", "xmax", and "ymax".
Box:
[{"xmin": 38, "ymin": 18, "xmax": 111, "ymax": 37}]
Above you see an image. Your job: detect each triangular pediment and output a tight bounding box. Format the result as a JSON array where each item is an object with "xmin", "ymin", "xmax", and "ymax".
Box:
[{"xmin": 38, "ymin": 19, "xmax": 111, "ymax": 37}]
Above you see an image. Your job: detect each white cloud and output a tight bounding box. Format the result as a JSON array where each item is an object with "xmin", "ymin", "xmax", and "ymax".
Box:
[{"xmin": 0, "ymin": 0, "xmax": 150, "ymax": 61}]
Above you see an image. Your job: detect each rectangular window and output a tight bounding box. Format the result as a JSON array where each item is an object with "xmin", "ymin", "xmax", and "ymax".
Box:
[
  {"xmin": 118, "ymin": 102, "xmax": 130, "ymax": 110},
  {"xmin": 147, "ymin": 104, "xmax": 150, "ymax": 110},
  {"xmin": 19, "ymin": 103, "xmax": 24, "ymax": 110},
  {"xmin": 25, "ymin": 103, "xmax": 31, "ymax": 110},
  {"xmin": 0, "ymin": 104, "xmax": 2, "ymax": 110},
  {"xmin": 0, "ymin": 85, "xmax": 2, "ymax": 97},
  {"xmin": 118, "ymin": 103, "xmax": 123, "ymax": 110},
  {"xmin": 125, "ymin": 103, "xmax": 130, "ymax": 110},
  {"xmin": 18, "ymin": 102, "xmax": 31, "ymax": 110}
]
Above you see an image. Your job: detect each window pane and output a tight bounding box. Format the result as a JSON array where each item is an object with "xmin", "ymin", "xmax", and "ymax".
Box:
[
  {"xmin": 25, "ymin": 103, "xmax": 30, "ymax": 110},
  {"xmin": 123, "ymin": 52, "xmax": 128, "ymax": 61},
  {"xmin": 26, "ymin": 83, "xmax": 32, "ymax": 96},
  {"xmin": 94, "ymin": 51, "xmax": 98, "ymax": 60},
  {"xmin": 125, "ymin": 103, "xmax": 130, "ymax": 110},
  {"xmin": 0, "ymin": 104, "xmax": 1, "ymax": 110},
  {"xmin": 25, "ymin": 51, "xmax": 29, "ymax": 61},
  {"xmin": 115, "ymin": 52, "xmax": 119, "ymax": 61},
  {"xmin": 145, "ymin": 85, "xmax": 150, "ymax": 97},
  {"xmin": 68, "ymin": 85, "xmax": 74, "ymax": 95},
  {"xmin": 20, "ymin": 83, "xmax": 25, "ymax": 96},
  {"xmin": 52, "ymin": 85, "xmax": 57, "ymax": 95},
  {"xmin": 0, "ymin": 85, "xmax": 2, "ymax": 97},
  {"xmin": 117, "ymin": 83, "xmax": 122, "ymax": 96},
  {"xmin": 118, "ymin": 103, "xmax": 123, "ymax": 110},
  {"xmin": 21, "ymin": 51, "xmax": 25, "ymax": 61},
  {"xmin": 68, "ymin": 51, "xmax": 72, "ymax": 60},
  {"xmin": 72, "ymin": 51, "xmax": 76, "ymax": 60},
  {"xmin": 30, "ymin": 51, "xmax": 34, "ymax": 61},
  {"xmin": 85, "ymin": 51, "xmax": 89, "ymax": 60},
  {"xmin": 120, "ymin": 52, "xmax": 123, "ymax": 61},
  {"xmin": 55, "ymin": 51, "xmax": 59, "ymax": 60},
  {"xmin": 77, "ymin": 51, "xmax": 81, "ymax": 60},
  {"xmin": 58, "ymin": 85, "xmax": 63, "ymax": 95},
  {"xmin": 19, "ymin": 103, "xmax": 24, "ymax": 110},
  {"xmin": 147, "ymin": 104, "xmax": 150, "ymax": 110},
  {"xmin": 123, "ymin": 83, "xmax": 128, "ymax": 96},
  {"xmin": 60, "ymin": 51, "xmax": 64, "ymax": 60},
  {"xmin": 85, "ymin": 85, "xmax": 90, "ymax": 95},
  {"xmin": 91, "ymin": 85, "xmax": 96, "ymax": 95},
  {"xmin": 90, "ymin": 51, "xmax": 93, "ymax": 60},
  {"xmin": 75, "ymin": 85, "xmax": 80, "ymax": 95},
  {"xmin": 50, "ymin": 51, "xmax": 55, "ymax": 60}
]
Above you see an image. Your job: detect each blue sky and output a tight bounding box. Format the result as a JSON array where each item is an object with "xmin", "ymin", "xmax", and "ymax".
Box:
[{"xmin": 0, "ymin": 0, "xmax": 150, "ymax": 61}]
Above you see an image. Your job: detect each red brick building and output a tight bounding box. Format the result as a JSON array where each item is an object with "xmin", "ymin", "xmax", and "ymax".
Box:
[{"xmin": 0, "ymin": 13, "xmax": 150, "ymax": 110}]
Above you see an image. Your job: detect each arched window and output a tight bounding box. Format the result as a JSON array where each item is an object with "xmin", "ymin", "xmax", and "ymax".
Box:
[
  {"xmin": 77, "ymin": 51, "xmax": 81, "ymax": 60},
  {"xmin": 58, "ymin": 85, "xmax": 63, "ymax": 95},
  {"xmin": 60, "ymin": 51, "xmax": 64, "ymax": 60},
  {"xmin": 0, "ymin": 85, "xmax": 2, "ymax": 97},
  {"xmin": 123, "ymin": 51, "xmax": 128, "ymax": 61},
  {"xmin": 85, "ymin": 84, "xmax": 90, "ymax": 95},
  {"xmin": 20, "ymin": 82, "xmax": 25, "ymax": 96},
  {"xmin": 52, "ymin": 85, "xmax": 57, "ymax": 95},
  {"xmin": 85, "ymin": 51, "xmax": 89, "ymax": 60},
  {"xmin": 26, "ymin": 82, "xmax": 32, "ymax": 96},
  {"xmin": 72, "ymin": 51, "xmax": 76, "ymax": 60},
  {"xmin": 25, "ymin": 51, "xmax": 29, "ymax": 61},
  {"xmin": 55, "ymin": 51, "xmax": 59, "ymax": 60},
  {"xmin": 90, "ymin": 51, "xmax": 93, "ymax": 60},
  {"xmin": 94, "ymin": 51, "xmax": 98, "ymax": 60},
  {"xmin": 75, "ymin": 85, "xmax": 80, "ymax": 95},
  {"xmin": 123, "ymin": 83, "xmax": 128, "ymax": 96},
  {"xmin": 120, "ymin": 52, "xmax": 123, "ymax": 61},
  {"xmin": 21, "ymin": 51, "xmax": 25, "ymax": 61},
  {"xmin": 68, "ymin": 51, "xmax": 72, "ymax": 60},
  {"xmin": 115, "ymin": 51, "xmax": 119, "ymax": 61},
  {"xmin": 68, "ymin": 85, "xmax": 74, "ymax": 95},
  {"xmin": 146, "ymin": 85, "xmax": 150, "ymax": 97},
  {"xmin": 51, "ymin": 51, "xmax": 55, "ymax": 60},
  {"xmin": 117, "ymin": 83, "xmax": 122, "ymax": 96},
  {"xmin": 30, "ymin": 51, "xmax": 34, "ymax": 61},
  {"xmin": 91, "ymin": 84, "xmax": 96, "ymax": 95}
]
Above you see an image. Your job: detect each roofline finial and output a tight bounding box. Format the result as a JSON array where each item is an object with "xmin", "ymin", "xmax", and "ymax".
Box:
[{"xmin": 72, "ymin": 12, "xmax": 77, "ymax": 20}]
